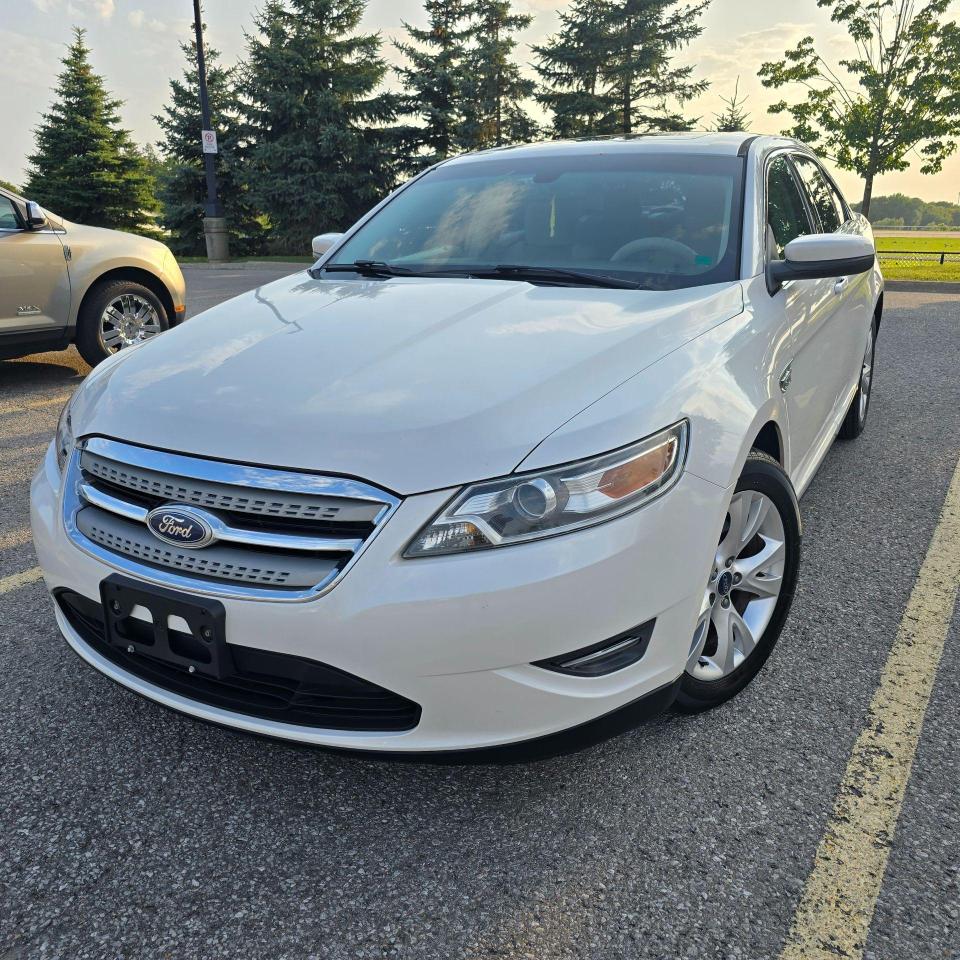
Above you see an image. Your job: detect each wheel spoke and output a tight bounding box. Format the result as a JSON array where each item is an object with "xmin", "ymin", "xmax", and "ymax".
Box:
[
  {"xmin": 708, "ymin": 605, "xmax": 738, "ymax": 675},
  {"xmin": 101, "ymin": 327, "xmax": 123, "ymax": 350},
  {"xmin": 686, "ymin": 592, "xmax": 713, "ymax": 671},
  {"xmin": 729, "ymin": 606, "xmax": 757, "ymax": 658},
  {"xmin": 739, "ymin": 493, "xmax": 770, "ymax": 551},
  {"xmin": 735, "ymin": 536, "xmax": 784, "ymax": 597}
]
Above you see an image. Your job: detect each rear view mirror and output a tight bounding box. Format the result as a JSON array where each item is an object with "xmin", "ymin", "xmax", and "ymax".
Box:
[
  {"xmin": 25, "ymin": 200, "xmax": 47, "ymax": 230},
  {"xmin": 767, "ymin": 233, "xmax": 874, "ymax": 294},
  {"xmin": 311, "ymin": 232, "xmax": 344, "ymax": 259}
]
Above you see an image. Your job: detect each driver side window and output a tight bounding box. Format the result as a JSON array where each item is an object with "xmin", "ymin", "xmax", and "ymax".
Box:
[
  {"xmin": 766, "ymin": 157, "xmax": 813, "ymax": 260},
  {"xmin": 0, "ymin": 197, "xmax": 21, "ymax": 230}
]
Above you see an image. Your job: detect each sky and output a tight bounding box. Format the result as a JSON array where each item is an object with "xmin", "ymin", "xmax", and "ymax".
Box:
[{"xmin": 3, "ymin": 0, "xmax": 960, "ymax": 207}]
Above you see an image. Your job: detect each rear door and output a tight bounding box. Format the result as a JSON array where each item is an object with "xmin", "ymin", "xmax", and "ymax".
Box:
[{"xmin": 0, "ymin": 193, "xmax": 70, "ymax": 337}]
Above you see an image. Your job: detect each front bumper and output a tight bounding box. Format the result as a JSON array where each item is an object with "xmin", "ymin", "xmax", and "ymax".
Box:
[{"xmin": 31, "ymin": 442, "xmax": 730, "ymax": 753}]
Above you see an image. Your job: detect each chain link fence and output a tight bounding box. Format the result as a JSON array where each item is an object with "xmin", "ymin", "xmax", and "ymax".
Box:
[{"xmin": 878, "ymin": 250, "xmax": 960, "ymax": 265}]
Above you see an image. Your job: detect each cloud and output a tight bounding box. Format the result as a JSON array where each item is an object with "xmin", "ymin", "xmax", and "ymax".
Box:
[
  {"xmin": 127, "ymin": 8, "xmax": 166, "ymax": 32},
  {"xmin": 33, "ymin": 0, "xmax": 115, "ymax": 19}
]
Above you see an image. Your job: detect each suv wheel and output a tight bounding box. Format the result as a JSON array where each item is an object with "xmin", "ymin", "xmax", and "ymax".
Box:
[
  {"xmin": 76, "ymin": 279, "xmax": 168, "ymax": 367},
  {"xmin": 675, "ymin": 451, "xmax": 802, "ymax": 712}
]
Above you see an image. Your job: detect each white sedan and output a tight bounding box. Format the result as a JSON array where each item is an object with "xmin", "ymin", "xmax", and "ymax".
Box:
[{"xmin": 31, "ymin": 133, "xmax": 881, "ymax": 756}]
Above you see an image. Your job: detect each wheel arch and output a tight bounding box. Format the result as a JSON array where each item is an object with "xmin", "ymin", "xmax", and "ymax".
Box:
[
  {"xmin": 72, "ymin": 267, "xmax": 177, "ymax": 343},
  {"xmin": 750, "ymin": 419, "xmax": 784, "ymax": 465}
]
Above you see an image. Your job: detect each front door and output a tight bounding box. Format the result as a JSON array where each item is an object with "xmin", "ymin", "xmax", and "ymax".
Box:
[
  {"xmin": 0, "ymin": 195, "xmax": 70, "ymax": 336},
  {"xmin": 765, "ymin": 156, "xmax": 850, "ymax": 483}
]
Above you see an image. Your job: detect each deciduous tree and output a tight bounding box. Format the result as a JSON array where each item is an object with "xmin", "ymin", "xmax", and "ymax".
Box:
[{"xmin": 759, "ymin": 0, "xmax": 960, "ymax": 218}]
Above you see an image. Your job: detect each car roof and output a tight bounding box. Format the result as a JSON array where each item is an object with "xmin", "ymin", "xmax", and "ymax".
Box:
[{"xmin": 442, "ymin": 132, "xmax": 805, "ymax": 165}]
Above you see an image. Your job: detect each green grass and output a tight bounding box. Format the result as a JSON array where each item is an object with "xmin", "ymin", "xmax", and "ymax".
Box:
[
  {"xmin": 875, "ymin": 235, "xmax": 960, "ymax": 281},
  {"xmin": 875, "ymin": 235, "xmax": 960, "ymax": 252}
]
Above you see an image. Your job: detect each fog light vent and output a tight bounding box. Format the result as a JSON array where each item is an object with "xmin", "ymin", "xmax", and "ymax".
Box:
[{"xmin": 533, "ymin": 620, "xmax": 655, "ymax": 677}]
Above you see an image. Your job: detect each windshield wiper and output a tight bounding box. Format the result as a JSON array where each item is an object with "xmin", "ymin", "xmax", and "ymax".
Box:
[
  {"xmin": 477, "ymin": 264, "xmax": 645, "ymax": 290},
  {"xmin": 322, "ymin": 260, "xmax": 413, "ymax": 277},
  {"xmin": 322, "ymin": 259, "xmax": 416, "ymax": 278}
]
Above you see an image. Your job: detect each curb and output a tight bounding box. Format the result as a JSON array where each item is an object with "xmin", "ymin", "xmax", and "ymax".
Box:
[
  {"xmin": 884, "ymin": 279, "xmax": 960, "ymax": 293},
  {"xmin": 180, "ymin": 260, "xmax": 311, "ymax": 271}
]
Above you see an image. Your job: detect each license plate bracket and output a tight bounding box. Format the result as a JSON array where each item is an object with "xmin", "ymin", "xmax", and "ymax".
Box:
[{"xmin": 99, "ymin": 574, "xmax": 229, "ymax": 679}]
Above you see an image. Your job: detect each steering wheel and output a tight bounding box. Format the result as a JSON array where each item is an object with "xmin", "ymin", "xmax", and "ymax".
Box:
[{"xmin": 611, "ymin": 237, "xmax": 699, "ymax": 273}]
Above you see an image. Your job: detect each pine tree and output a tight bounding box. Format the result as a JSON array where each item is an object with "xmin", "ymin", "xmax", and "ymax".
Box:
[
  {"xmin": 532, "ymin": 0, "xmax": 612, "ymax": 138},
  {"xmin": 534, "ymin": 0, "xmax": 709, "ymax": 137},
  {"xmin": 24, "ymin": 28, "xmax": 155, "ymax": 231},
  {"xmin": 461, "ymin": 1, "xmax": 537, "ymax": 149},
  {"xmin": 394, "ymin": 1, "xmax": 473, "ymax": 165},
  {"xmin": 714, "ymin": 78, "xmax": 750, "ymax": 133},
  {"xmin": 601, "ymin": 0, "xmax": 709, "ymax": 133},
  {"xmin": 239, "ymin": 0, "xmax": 399, "ymax": 252},
  {"xmin": 155, "ymin": 25, "xmax": 264, "ymax": 256}
]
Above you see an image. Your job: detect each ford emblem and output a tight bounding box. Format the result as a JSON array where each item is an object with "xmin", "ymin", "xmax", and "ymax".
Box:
[{"xmin": 146, "ymin": 506, "xmax": 216, "ymax": 549}]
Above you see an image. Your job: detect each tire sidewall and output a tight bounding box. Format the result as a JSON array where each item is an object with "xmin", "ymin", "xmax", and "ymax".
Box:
[
  {"xmin": 676, "ymin": 455, "xmax": 802, "ymax": 711},
  {"xmin": 76, "ymin": 281, "xmax": 169, "ymax": 367}
]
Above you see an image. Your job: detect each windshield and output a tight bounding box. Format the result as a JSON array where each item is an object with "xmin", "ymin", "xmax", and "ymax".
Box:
[{"xmin": 328, "ymin": 152, "xmax": 744, "ymax": 289}]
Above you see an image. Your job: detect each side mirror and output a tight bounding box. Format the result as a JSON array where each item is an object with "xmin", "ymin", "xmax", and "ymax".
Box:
[
  {"xmin": 25, "ymin": 200, "xmax": 47, "ymax": 230},
  {"xmin": 767, "ymin": 233, "xmax": 874, "ymax": 295},
  {"xmin": 311, "ymin": 232, "xmax": 344, "ymax": 259}
]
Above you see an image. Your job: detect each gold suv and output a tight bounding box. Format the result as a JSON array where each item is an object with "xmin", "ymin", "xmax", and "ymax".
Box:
[{"xmin": 0, "ymin": 186, "xmax": 186, "ymax": 366}]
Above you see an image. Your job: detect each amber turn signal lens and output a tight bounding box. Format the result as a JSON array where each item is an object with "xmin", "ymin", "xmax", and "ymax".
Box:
[{"xmin": 598, "ymin": 439, "xmax": 677, "ymax": 499}]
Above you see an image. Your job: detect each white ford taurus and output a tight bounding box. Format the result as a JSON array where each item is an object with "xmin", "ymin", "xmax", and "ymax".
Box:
[{"xmin": 31, "ymin": 134, "xmax": 882, "ymax": 756}]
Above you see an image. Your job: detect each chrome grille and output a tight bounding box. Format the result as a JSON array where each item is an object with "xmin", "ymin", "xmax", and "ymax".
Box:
[{"xmin": 64, "ymin": 437, "xmax": 400, "ymax": 602}]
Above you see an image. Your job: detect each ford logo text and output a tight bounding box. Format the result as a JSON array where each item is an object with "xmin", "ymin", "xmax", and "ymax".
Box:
[{"xmin": 145, "ymin": 506, "xmax": 216, "ymax": 549}]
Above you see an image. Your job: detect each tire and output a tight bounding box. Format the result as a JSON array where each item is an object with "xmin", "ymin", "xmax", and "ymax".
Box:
[
  {"xmin": 838, "ymin": 317, "xmax": 877, "ymax": 440},
  {"xmin": 75, "ymin": 279, "xmax": 169, "ymax": 367},
  {"xmin": 675, "ymin": 450, "xmax": 802, "ymax": 712}
]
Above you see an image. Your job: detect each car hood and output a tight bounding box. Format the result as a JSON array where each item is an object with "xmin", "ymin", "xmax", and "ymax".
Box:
[{"xmin": 74, "ymin": 273, "xmax": 744, "ymax": 494}]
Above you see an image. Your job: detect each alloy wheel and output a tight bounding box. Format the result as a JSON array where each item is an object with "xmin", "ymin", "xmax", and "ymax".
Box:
[
  {"xmin": 858, "ymin": 325, "xmax": 874, "ymax": 422},
  {"xmin": 99, "ymin": 293, "xmax": 162, "ymax": 354},
  {"xmin": 686, "ymin": 490, "xmax": 786, "ymax": 681}
]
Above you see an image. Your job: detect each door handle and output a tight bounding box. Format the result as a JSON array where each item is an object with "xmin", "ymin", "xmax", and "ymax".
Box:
[{"xmin": 833, "ymin": 277, "xmax": 848, "ymax": 295}]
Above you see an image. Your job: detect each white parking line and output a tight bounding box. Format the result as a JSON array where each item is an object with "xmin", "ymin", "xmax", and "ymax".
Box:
[{"xmin": 779, "ymin": 455, "xmax": 960, "ymax": 959}]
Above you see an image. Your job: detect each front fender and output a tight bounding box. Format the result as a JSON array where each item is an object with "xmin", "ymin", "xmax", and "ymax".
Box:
[{"xmin": 518, "ymin": 285, "xmax": 792, "ymax": 492}]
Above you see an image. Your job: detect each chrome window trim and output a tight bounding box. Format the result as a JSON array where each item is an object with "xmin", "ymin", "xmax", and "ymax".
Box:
[{"xmin": 63, "ymin": 436, "xmax": 402, "ymax": 603}]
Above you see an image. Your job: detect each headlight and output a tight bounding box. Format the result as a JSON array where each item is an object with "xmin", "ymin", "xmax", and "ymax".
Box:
[
  {"xmin": 55, "ymin": 396, "xmax": 76, "ymax": 472},
  {"xmin": 404, "ymin": 420, "xmax": 688, "ymax": 557}
]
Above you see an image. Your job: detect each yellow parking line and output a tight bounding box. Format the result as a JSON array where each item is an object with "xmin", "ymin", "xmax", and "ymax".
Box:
[
  {"xmin": 0, "ymin": 393, "xmax": 70, "ymax": 417},
  {"xmin": 0, "ymin": 566, "xmax": 43, "ymax": 594},
  {"xmin": 780, "ymin": 455, "xmax": 960, "ymax": 960}
]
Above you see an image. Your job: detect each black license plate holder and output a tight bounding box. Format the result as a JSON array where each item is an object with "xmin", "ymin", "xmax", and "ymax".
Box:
[{"xmin": 99, "ymin": 574, "xmax": 229, "ymax": 680}]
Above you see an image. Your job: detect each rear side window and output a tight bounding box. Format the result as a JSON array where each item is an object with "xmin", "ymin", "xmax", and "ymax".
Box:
[
  {"xmin": 792, "ymin": 155, "xmax": 842, "ymax": 232},
  {"xmin": 0, "ymin": 197, "xmax": 20, "ymax": 230},
  {"xmin": 766, "ymin": 156, "xmax": 813, "ymax": 259}
]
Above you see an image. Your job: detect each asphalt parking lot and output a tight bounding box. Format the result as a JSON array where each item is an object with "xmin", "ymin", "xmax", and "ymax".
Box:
[{"xmin": 1, "ymin": 268, "xmax": 959, "ymax": 960}]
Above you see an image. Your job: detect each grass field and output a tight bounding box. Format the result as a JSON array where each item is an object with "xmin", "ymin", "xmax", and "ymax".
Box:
[{"xmin": 875, "ymin": 235, "xmax": 960, "ymax": 282}]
